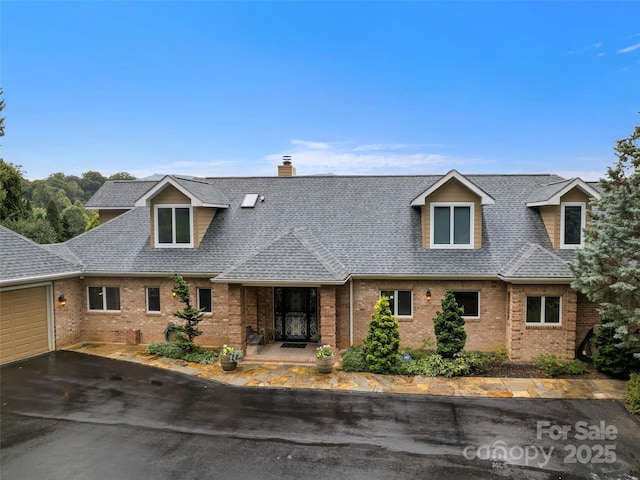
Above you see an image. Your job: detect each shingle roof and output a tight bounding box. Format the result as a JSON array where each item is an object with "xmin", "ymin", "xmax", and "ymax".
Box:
[
  {"xmin": 526, "ymin": 178, "xmax": 601, "ymax": 206},
  {"xmin": 0, "ymin": 226, "xmax": 82, "ymax": 286},
  {"xmin": 49, "ymin": 172, "xmax": 593, "ymax": 282},
  {"xmin": 133, "ymin": 176, "xmax": 230, "ymax": 208},
  {"xmin": 215, "ymin": 227, "xmax": 350, "ymax": 284},
  {"xmin": 500, "ymin": 243, "xmax": 573, "ymax": 280},
  {"xmin": 85, "ymin": 180, "xmax": 157, "ymax": 208}
]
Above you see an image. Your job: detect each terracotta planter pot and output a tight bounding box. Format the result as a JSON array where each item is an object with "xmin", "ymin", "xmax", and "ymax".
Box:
[
  {"xmin": 220, "ymin": 355, "xmax": 237, "ymax": 372},
  {"xmin": 316, "ymin": 355, "xmax": 335, "ymax": 374}
]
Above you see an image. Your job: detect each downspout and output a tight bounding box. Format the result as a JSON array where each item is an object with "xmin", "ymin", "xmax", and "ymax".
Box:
[{"xmin": 349, "ymin": 277, "xmax": 354, "ymax": 346}]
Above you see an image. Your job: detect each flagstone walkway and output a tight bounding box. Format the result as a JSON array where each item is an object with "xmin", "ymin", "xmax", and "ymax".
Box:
[{"xmin": 66, "ymin": 343, "xmax": 628, "ymax": 400}]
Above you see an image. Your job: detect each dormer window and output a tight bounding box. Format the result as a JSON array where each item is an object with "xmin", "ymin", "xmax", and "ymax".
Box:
[
  {"xmin": 431, "ymin": 202, "xmax": 474, "ymax": 248},
  {"xmin": 560, "ymin": 202, "xmax": 585, "ymax": 249},
  {"xmin": 155, "ymin": 205, "xmax": 193, "ymax": 248}
]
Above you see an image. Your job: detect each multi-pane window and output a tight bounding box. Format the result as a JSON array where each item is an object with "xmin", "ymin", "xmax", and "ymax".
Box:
[
  {"xmin": 155, "ymin": 205, "xmax": 192, "ymax": 247},
  {"xmin": 452, "ymin": 291, "xmax": 480, "ymax": 318},
  {"xmin": 431, "ymin": 203, "xmax": 474, "ymax": 248},
  {"xmin": 381, "ymin": 290, "xmax": 413, "ymax": 317},
  {"xmin": 526, "ymin": 296, "xmax": 561, "ymax": 324},
  {"xmin": 198, "ymin": 288, "xmax": 212, "ymax": 313},
  {"xmin": 146, "ymin": 287, "xmax": 161, "ymax": 312},
  {"xmin": 561, "ymin": 203, "xmax": 585, "ymax": 248},
  {"xmin": 88, "ymin": 286, "xmax": 120, "ymax": 311}
]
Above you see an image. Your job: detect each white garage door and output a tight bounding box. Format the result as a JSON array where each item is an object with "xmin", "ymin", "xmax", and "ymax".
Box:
[{"xmin": 0, "ymin": 286, "xmax": 51, "ymax": 364}]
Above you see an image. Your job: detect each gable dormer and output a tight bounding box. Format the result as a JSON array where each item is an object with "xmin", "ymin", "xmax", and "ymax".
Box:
[
  {"xmin": 134, "ymin": 176, "xmax": 229, "ymax": 249},
  {"xmin": 526, "ymin": 178, "xmax": 600, "ymax": 250},
  {"xmin": 411, "ymin": 170, "xmax": 495, "ymax": 249}
]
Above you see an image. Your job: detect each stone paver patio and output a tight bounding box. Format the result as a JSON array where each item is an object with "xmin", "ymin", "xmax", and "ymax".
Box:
[{"xmin": 66, "ymin": 343, "xmax": 628, "ymax": 400}]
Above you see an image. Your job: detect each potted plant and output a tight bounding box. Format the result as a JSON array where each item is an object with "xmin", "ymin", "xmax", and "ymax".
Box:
[
  {"xmin": 265, "ymin": 329, "xmax": 275, "ymax": 344},
  {"xmin": 220, "ymin": 345, "xmax": 243, "ymax": 371},
  {"xmin": 315, "ymin": 344, "xmax": 334, "ymax": 374}
]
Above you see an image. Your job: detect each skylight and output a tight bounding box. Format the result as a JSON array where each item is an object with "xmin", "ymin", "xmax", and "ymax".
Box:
[{"xmin": 241, "ymin": 194, "xmax": 260, "ymax": 208}]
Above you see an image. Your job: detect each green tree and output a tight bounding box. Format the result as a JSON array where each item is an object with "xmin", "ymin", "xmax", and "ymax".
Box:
[
  {"xmin": 2, "ymin": 217, "xmax": 58, "ymax": 244},
  {"xmin": 171, "ymin": 274, "xmax": 204, "ymax": 348},
  {"xmin": 108, "ymin": 172, "xmax": 136, "ymax": 180},
  {"xmin": 363, "ymin": 296, "xmax": 400, "ymax": 374},
  {"xmin": 79, "ymin": 171, "xmax": 107, "ymax": 202},
  {"xmin": 85, "ymin": 212, "xmax": 100, "ymax": 231},
  {"xmin": 0, "ymin": 160, "xmax": 31, "ymax": 221},
  {"xmin": 433, "ymin": 290, "xmax": 467, "ymax": 358},
  {"xmin": 591, "ymin": 324, "xmax": 640, "ymax": 378},
  {"xmin": 46, "ymin": 199, "xmax": 63, "ymax": 241},
  {"xmin": 28, "ymin": 181, "xmax": 71, "ymax": 211},
  {"xmin": 571, "ymin": 124, "xmax": 640, "ymax": 359},
  {"xmin": 62, "ymin": 204, "xmax": 88, "ymax": 240}
]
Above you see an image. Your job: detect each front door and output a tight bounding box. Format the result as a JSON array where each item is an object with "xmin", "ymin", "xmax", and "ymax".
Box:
[{"xmin": 274, "ymin": 287, "xmax": 318, "ymax": 342}]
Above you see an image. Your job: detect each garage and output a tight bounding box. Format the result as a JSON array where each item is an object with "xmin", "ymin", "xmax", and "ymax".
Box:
[{"xmin": 0, "ymin": 285, "xmax": 52, "ymax": 365}]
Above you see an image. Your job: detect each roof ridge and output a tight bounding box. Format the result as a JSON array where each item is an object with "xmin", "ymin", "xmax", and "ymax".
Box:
[
  {"xmin": 501, "ymin": 243, "xmax": 539, "ymax": 277},
  {"xmin": 291, "ymin": 227, "xmax": 348, "ymax": 281}
]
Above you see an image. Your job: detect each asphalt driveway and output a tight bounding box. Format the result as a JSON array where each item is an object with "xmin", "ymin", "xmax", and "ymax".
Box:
[{"xmin": 1, "ymin": 351, "xmax": 639, "ymax": 480}]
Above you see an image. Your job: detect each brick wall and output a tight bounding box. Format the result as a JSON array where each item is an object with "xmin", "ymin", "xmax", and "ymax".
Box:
[
  {"xmin": 53, "ymin": 277, "xmax": 84, "ymax": 347},
  {"xmin": 319, "ymin": 286, "xmax": 337, "ymax": 349},
  {"xmin": 53, "ymin": 276, "xmax": 232, "ymax": 348},
  {"xmin": 350, "ymin": 279, "xmax": 508, "ymax": 352},
  {"xmin": 507, "ymin": 284, "xmax": 577, "ymax": 361},
  {"xmin": 575, "ymin": 292, "xmax": 601, "ymax": 350}
]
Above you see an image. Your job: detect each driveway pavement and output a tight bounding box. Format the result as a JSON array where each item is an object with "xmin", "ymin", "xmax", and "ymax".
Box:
[{"xmin": 1, "ymin": 351, "xmax": 639, "ymax": 480}]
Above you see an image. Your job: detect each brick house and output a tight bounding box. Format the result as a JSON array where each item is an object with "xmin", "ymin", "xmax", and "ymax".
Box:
[{"xmin": 0, "ymin": 162, "xmax": 602, "ymax": 364}]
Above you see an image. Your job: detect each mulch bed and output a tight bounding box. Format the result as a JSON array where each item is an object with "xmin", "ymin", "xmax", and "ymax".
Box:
[{"xmin": 479, "ymin": 361, "xmax": 614, "ymax": 380}]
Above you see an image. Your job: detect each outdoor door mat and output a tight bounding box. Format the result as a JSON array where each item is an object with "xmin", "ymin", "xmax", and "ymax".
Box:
[{"xmin": 280, "ymin": 343, "xmax": 307, "ymax": 349}]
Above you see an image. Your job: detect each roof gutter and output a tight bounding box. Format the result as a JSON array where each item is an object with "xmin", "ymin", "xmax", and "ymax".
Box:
[
  {"xmin": 351, "ymin": 273, "xmax": 498, "ymax": 281},
  {"xmin": 498, "ymin": 275, "xmax": 574, "ymax": 285},
  {"xmin": 0, "ymin": 271, "xmax": 84, "ymax": 288},
  {"xmin": 210, "ymin": 277, "xmax": 350, "ymax": 286}
]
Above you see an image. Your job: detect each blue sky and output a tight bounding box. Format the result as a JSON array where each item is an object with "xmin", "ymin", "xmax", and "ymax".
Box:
[{"xmin": 2, "ymin": 1, "xmax": 639, "ymax": 181}]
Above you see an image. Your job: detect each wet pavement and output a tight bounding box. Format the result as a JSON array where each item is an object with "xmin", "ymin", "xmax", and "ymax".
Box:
[
  {"xmin": 1, "ymin": 350, "xmax": 639, "ymax": 480},
  {"xmin": 68, "ymin": 342, "xmax": 628, "ymax": 400}
]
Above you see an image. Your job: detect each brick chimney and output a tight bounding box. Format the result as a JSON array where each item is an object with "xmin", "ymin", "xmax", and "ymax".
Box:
[{"xmin": 278, "ymin": 156, "xmax": 296, "ymax": 177}]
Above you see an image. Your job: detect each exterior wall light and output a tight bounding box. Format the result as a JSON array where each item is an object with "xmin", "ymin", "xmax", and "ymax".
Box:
[
  {"xmin": 425, "ymin": 290, "xmax": 432, "ymax": 302},
  {"xmin": 58, "ymin": 294, "xmax": 67, "ymax": 306}
]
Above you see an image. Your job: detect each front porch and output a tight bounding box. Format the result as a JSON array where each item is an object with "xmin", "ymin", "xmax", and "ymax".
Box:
[
  {"xmin": 243, "ymin": 342, "xmax": 320, "ymax": 364},
  {"xmin": 226, "ymin": 284, "xmax": 345, "ymax": 353}
]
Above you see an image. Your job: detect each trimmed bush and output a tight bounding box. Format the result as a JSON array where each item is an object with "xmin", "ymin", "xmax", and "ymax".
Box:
[
  {"xmin": 433, "ymin": 290, "xmax": 467, "ymax": 358},
  {"xmin": 340, "ymin": 346, "xmax": 369, "ymax": 372},
  {"xmin": 533, "ymin": 354, "xmax": 588, "ymax": 378},
  {"xmin": 147, "ymin": 342, "xmax": 217, "ymax": 365},
  {"xmin": 171, "ymin": 273, "xmax": 205, "ymax": 346},
  {"xmin": 592, "ymin": 323, "xmax": 640, "ymax": 379},
  {"xmin": 626, "ymin": 372, "xmax": 640, "ymax": 415},
  {"xmin": 363, "ymin": 296, "xmax": 400, "ymax": 374},
  {"xmin": 393, "ymin": 351, "xmax": 493, "ymax": 377}
]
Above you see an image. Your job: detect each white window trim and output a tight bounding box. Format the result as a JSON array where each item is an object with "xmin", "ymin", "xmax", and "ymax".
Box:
[
  {"xmin": 197, "ymin": 287, "xmax": 213, "ymax": 315},
  {"xmin": 154, "ymin": 204, "xmax": 194, "ymax": 248},
  {"xmin": 560, "ymin": 202, "xmax": 586, "ymax": 249},
  {"xmin": 381, "ymin": 290, "xmax": 413, "ymax": 318},
  {"xmin": 525, "ymin": 295, "xmax": 562, "ymax": 325},
  {"xmin": 452, "ymin": 291, "xmax": 481, "ymax": 319},
  {"xmin": 430, "ymin": 202, "xmax": 475, "ymax": 249},
  {"xmin": 146, "ymin": 286, "xmax": 161, "ymax": 313},
  {"xmin": 87, "ymin": 286, "xmax": 121, "ymax": 312}
]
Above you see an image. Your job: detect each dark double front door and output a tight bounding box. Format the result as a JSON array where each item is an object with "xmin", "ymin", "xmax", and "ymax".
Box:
[{"xmin": 274, "ymin": 287, "xmax": 318, "ymax": 342}]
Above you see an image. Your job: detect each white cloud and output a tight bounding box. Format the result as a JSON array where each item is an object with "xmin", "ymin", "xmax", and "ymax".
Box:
[
  {"xmin": 618, "ymin": 42, "xmax": 640, "ymax": 53},
  {"xmin": 593, "ymin": 42, "xmax": 604, "ymax": 48},
  {"xmin": 289, "ymin": 139, "xmax": 332, "ymax": 150},
  {"xmin": 552, "ymin": 170, "xmax": 605, "ymax": 182},
  {"xmin": 269, "ymin": 139, "xmax": 487, "ymax": 176}
]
